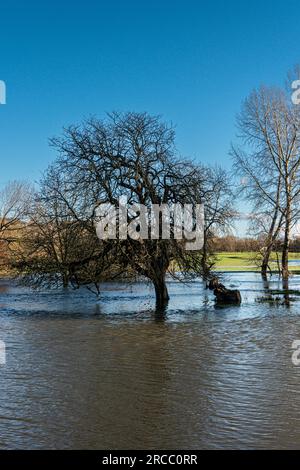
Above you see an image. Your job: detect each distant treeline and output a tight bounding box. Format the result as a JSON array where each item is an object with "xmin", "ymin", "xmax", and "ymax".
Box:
[{"xmin": 212, "ymin": 236, "xmax": 300, "ymax": 253}]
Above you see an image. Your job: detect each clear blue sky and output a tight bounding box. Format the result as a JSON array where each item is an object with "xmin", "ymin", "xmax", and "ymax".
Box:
[{"xmin": 0, "ymin": 0, "xmax": 299, "ymax": 189}]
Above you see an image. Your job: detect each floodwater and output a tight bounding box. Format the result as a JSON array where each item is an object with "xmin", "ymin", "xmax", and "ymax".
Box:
[{"xmin": 0, "ymin": 273, "xmax": 300, "ymax": 449}]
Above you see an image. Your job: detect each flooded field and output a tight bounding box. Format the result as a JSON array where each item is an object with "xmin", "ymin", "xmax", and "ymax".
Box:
[{"xmin": 0, "ymin": 273, "xmax": 300, "ymax": 449}]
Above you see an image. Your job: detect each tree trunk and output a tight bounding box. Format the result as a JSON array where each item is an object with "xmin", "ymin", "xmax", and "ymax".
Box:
[
  {"xmin": 153, "ymin": 273, "xmax": 169, "ymax": 308},
  {"xmin": 261, "ymin": 244, "xmax": 272, "ymax": 279},
  {"xmin": 261, "ymin": 203, "xmax": 283, "ymax": 278},
  {"xmin": 282, "ymin": 277, "xmax": 290, "ymax": 306},
  {"xmin": 201, "ymin": 230, "xmax": 211, "ymax": 279},
  {"xmin": 282, "ymin": 206, "xmax": 291, "ymax": 280},
  {"xmin": 62, "ymin": 272, "xmax": 69, "ymax": 288}
]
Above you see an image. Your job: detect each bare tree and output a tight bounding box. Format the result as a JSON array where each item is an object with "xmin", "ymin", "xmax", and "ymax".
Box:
[
  {"xmin": 12, "ymin": 169, "xmax": 122, "ymax": 293},
  {"xmin": 49, "ymin": 112, "xmax": 223, "ymax": 307},
  {"xmin": 232, "ymin": 144, "xmax": 284, "ymax": 276},
  {"xmin": 232, "ymin": 85, "xmax": 300, "ymax": 279},
  {"xmin": 201, "ymin": 166, "xmax": 234, "ymax": 276},
  {"xmin": 0, "ymin": 181, "xmax": 33, "ymax": 271},
  {"xmin": 10, "ymin": 113, "xmax": 233, "ymax": 306},
  {"xmin": 0, "ymin": 181, "xmax": 32, "ymax": 241}
]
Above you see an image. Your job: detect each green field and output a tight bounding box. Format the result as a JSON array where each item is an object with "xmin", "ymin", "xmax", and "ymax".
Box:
[{"xmin": 215, "ymin": 252, "xmax": 300, "ymax": 272}]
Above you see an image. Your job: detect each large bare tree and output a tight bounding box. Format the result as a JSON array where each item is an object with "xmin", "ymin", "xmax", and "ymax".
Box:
[
  {"xmin": 47, "ymin": 112, "xmax": 233, "ymax": 306},
  {"xmin": 11, "ymin": 113, "xmax": 233, "ymax": 306}
]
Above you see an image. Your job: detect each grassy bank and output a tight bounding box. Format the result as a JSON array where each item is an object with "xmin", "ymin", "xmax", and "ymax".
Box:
[{"xmin": 215, "ymin": 252, "xmax": 300, "ymax": 272}]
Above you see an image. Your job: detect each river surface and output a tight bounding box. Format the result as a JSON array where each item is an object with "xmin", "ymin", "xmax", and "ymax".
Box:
[{"xmin": 0, "ymin": 272, "xmax": 300, "ymax": 449}]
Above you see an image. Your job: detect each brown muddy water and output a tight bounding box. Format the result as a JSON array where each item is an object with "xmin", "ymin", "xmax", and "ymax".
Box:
[{"xmin": 0, "ymin": 272, "xmax": 300, "ymax": 449}]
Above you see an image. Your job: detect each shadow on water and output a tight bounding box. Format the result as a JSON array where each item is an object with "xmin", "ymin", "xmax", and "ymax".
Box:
[
  {"xmin": 256, "ymin": 273, "xmax": 295, "ymax": 308},
  {"xmin": 282, "ymin": 278, "xmax": 291, "ymax": 307}
]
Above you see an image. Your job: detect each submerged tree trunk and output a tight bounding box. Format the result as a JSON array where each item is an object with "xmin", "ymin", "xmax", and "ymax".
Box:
[
  {"xmin": 153, "ymin": 278, "xmax": 169, "ymax": 307},
  {"xmin": 282, "ymin": 277, "xmax": 290, "ymax": 306},
  {"xmin": 153, "ymin": 272, "xmax": 169, "ymax": 308},
  {"xmin": 261, "ymin": 194, "xmax": 283, "ymax": 279},
  {"xmin": 282, "ymin": 204, "xmax": 291, "ymax": 280},
  {"xmin": 62, "ymin": 272, "xmax": 69, "ymax": 288},
  {"xmin": 261, "ymin": 244, "xmax": 273, "ymax": 279},
  {"xmin": 148, "ymin": 248, "xmax": 170, "ymax": 308},
  {"xmin": 201, "ymin": 230, "xmax": 211, "ymax": 280}
]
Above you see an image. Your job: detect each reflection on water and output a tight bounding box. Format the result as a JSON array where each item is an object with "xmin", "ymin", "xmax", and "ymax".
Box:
[
  {"xmin": 286, "ymin": 259, "xmax": 300, "ymax": 265},
  {"xmin": 0, "ymin": 273, "xmax": 300, "ymax": 449}
]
